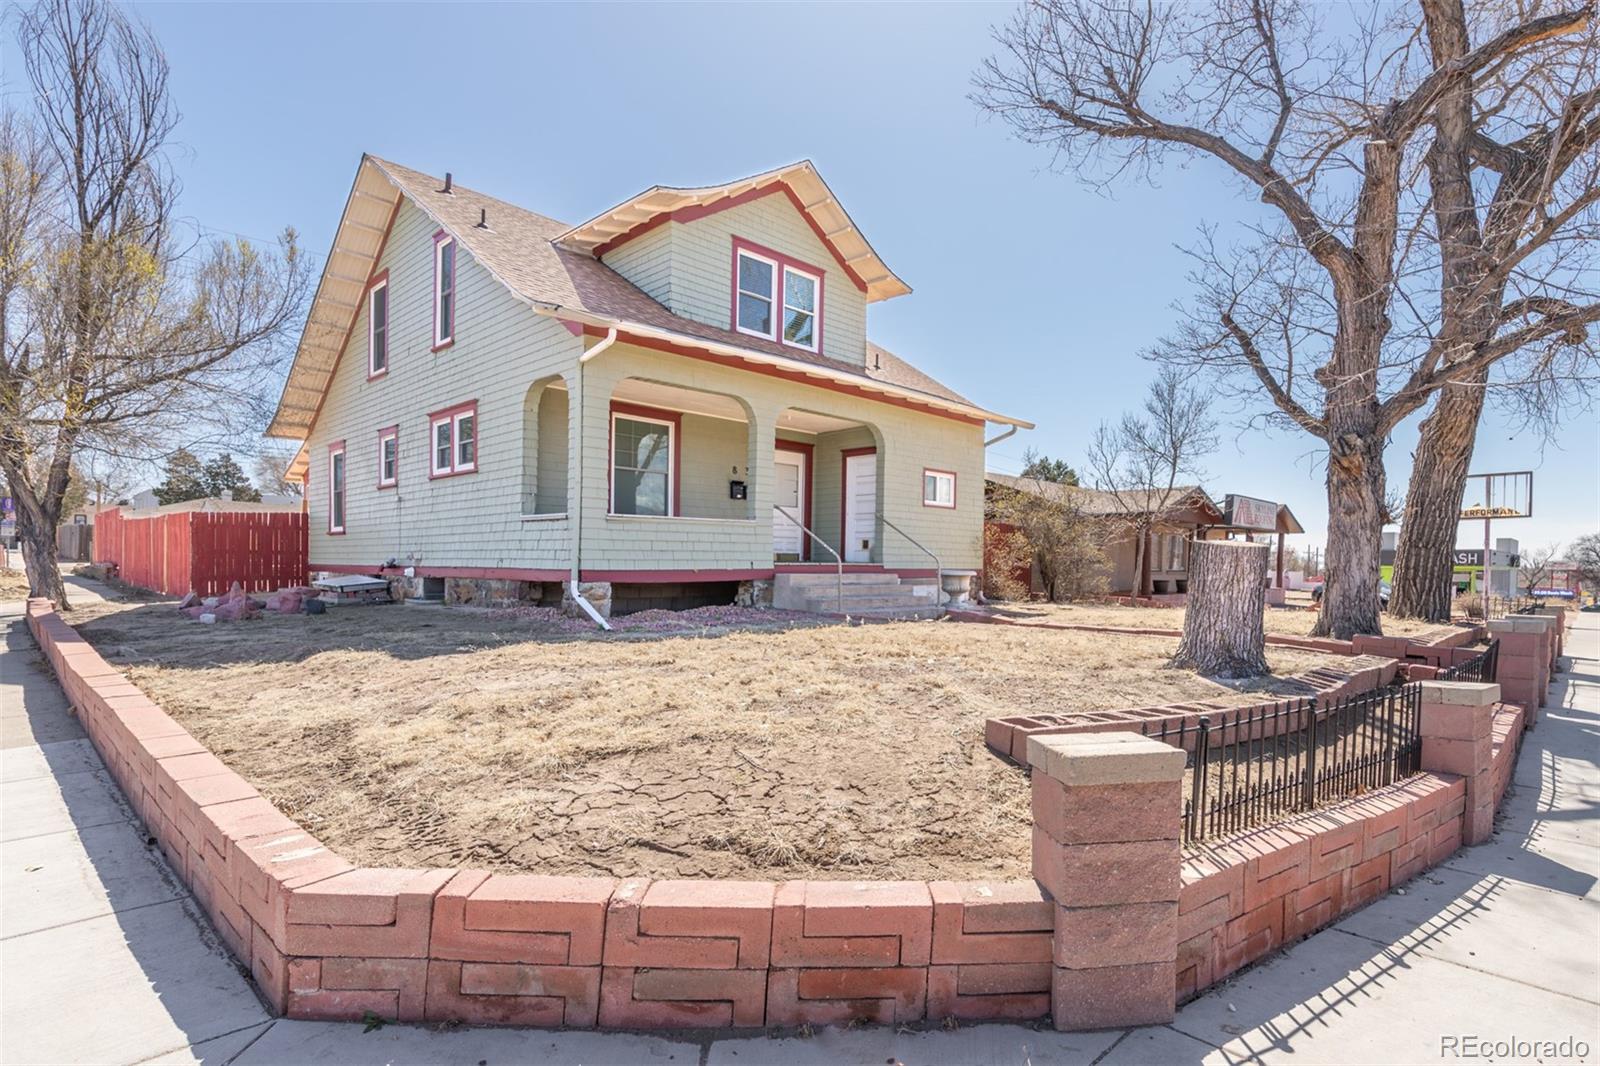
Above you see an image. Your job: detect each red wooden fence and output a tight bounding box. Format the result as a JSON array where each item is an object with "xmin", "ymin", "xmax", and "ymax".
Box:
[{"xmin": 94, "ymin": 509, "xmax": 308, "ymax": 597}]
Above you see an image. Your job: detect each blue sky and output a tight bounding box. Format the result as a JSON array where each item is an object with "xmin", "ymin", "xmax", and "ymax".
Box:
[{"xmin": 8, "ymin": 2, "xmax": 1595, "ymax": 554}]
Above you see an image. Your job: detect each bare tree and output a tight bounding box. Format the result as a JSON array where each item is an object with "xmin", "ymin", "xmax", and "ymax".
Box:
[
  {"xmin": 1518, "ymin": 541, "xmax": 1561, "ymax": 594},
  {"xmin": 252, "ymin": 443, "xmax": 304, "ymax": 499},
  {"xmin": 976, "ymin": 0, "xmax": 1598, "ymax": 638},
  {"xmin": 1569, "ymin": 531, "xmax": 1600, "ymax": 590},
  {"xmin": 1082, "ymin": 367, "xmax": 1217, "ymax": 598},
  {"xmin": 0, "ymin": 0, "xmax": 308, "ymax": 606}
]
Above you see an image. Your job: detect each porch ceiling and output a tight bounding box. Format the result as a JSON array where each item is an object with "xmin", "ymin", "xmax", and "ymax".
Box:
[{"xmin": 611, "ymin": 379, "xmax": 863, "ymax": 434}]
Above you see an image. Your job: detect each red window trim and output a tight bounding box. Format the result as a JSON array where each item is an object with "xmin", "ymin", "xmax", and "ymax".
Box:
[
  {"xmin": 431, "ymin": 229, "xmax": 456, "ymax": 353},
  {"xmin": 376, "ymin": 425, "xmax": 399, "ymax": 489},
  {"xmin": 366, "ymin": 270, "xmax": 391, "ymax": 380},
  {"xmin": 840, "ymin": 447, "xmax": 877, "ymax": 557},
  {"xmin": 730, "ymin": 237, "xmax": 825, "ymax": 356},
  {"xmin": 922, "ymin": 467, "xmax": 958, "ymax": 509},
  {"xmin": 327, "ymin": 439, "xmax": 347, "ymax": 535},
  {"xmin": 608, "ymin": 400, "xmax": 682, "ymax": 517},
  {"xmin": 427, "ymin": 400, "xmax": 478, "ymax": 479},
  {"xmin": 774, "ymin": 439, "xmax": 814, "ymax": 561}
]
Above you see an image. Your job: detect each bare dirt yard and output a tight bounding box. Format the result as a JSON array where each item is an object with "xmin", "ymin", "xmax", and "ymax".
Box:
[
  {"xmin": 986, "ymin": 600, "xmax": 1461, "ymax": 639},
  {"xmin": 69, "ymin": 595, "xmax": 1349, "ymax": 882},
  {"xmin": 0, "ymin": 568, "xmax": 32, "ymax": 600}
]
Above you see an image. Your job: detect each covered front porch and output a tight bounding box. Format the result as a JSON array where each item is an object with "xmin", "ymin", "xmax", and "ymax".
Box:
[{"xmin": 597, "ymin": 375, "xmax": 888, "ymax": 568}]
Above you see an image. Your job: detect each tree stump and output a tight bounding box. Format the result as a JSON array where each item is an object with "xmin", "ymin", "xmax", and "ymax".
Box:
[{"xmin": 1171, "ymin": 539, "xmax": 1270, "ymax": 678}]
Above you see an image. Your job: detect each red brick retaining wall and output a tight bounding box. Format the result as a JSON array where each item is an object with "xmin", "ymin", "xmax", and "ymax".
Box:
[{"xmin": 24, "ymin": 599, "xmax": 1546, "ymax": 1033}]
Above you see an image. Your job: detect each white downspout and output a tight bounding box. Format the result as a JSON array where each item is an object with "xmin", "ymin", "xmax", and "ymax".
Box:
[
  {"xmin": 984, "ymin": 424, "xmax": 1019, "ymax": 448},
  {"xmin": 570, "ymin": 327, "xmax": 618, "ymax": 630}
]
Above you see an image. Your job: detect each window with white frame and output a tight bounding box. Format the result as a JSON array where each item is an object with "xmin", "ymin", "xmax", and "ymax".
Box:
[
  {"xmin": 611, "ymin": 413, "xmax": 673, "ymax": 516},
  {"xmin": 922, "ymin": 469, "xmax": 956, "ymax": 509},
  {"xmin": 429, "ymin": 405, "xmax": 476, "ymax": 477},
  {"xmin": 733, "ymin": 240, "xmax": 824, "ymax": 352},
  {"xmin": 377, "ymin": 428, "xmax": 398, "ymax": 488},
  {"xmin": 328, "ymin": 444, "xmax": 347, "ymax": 533},
  {"xmin": 368, "ymin": 278, "xmax": 389, "ymax": 375},
  {"xmin": 433, "ymin": 235, "xmax": 456, "ymax": 348},
  {"xmin": 782, "ymin": 267, "xmax": 818, "ymax": 350},
  {"xmin": 734, "ymin": 249, "xmax": 775, "ymax": 339}
]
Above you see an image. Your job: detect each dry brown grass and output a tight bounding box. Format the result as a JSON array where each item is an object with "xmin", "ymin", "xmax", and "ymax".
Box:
[
  {"xmin": 70, "ymin": 596, "xmax": 1349, "ymax": 881},
  {"xmin": 0, "ymin": 568, "xmax": 32, "ymax": 600},
  {"xmin": 989, "ymin": 600, "xmax": 1456, "ymax": 638}
]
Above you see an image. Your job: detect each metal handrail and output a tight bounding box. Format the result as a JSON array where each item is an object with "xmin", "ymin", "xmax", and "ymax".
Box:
[
  {"xmin": 773, "ymin": 505, "xmax": 843, "ymax": 614},
  {"xmin": 878, "ymin": 512, "xmax": 944, "ymax": 613}
]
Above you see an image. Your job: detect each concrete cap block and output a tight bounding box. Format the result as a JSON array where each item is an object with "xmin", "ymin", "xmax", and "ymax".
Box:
[
  {"xmin": 1416, "ymin": 681, "xmax": 1501, "ymax": 706},
  {"xmin": 1027, "ymin": 732, "xmax": 1185, "ymax": 786}
]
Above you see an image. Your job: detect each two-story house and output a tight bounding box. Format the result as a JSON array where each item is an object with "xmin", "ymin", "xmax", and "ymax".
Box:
[{"xmin": 268, "ymin": 155, "xmax": 1031, "ymax": 617}]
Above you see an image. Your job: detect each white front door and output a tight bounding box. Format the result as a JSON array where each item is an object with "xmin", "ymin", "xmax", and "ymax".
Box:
[
  {"xmin": 773, "ymin": 451, "xmax": 806, "ymax": 560},
  {"xmin": 843, "ymin": 451, "xmax": 876, "ymax": 563}
]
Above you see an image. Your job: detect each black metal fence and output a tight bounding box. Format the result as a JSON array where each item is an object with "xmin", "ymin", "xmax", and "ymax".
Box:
[
  {"xmin": 1438, "ymin": 638, "xmax": 1500, "ymax": 683},
  {"xmin": 1142, "ymin": 685, "xmax": 1423, "ymax": 847}
]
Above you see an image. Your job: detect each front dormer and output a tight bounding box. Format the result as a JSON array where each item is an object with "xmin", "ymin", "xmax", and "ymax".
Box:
[{"xmin": 556, "ymin": 162, "xmax": 908, "ymax": 368}]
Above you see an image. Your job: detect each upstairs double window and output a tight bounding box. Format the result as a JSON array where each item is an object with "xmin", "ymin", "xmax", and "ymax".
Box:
[{"xmin": 733, "ymin": 239, "xmax": 821, "ymax": 353}]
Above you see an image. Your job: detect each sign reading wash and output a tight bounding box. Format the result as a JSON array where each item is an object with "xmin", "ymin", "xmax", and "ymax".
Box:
[{"xmin": 1224, "ymin": 494, "xmax": 1279, "ymax": 531}]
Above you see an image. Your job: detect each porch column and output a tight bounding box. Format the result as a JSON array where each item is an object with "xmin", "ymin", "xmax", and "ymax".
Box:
[{"xmin": 1275, "ymin": 532, "xmax": 1286, "ymax": 589}]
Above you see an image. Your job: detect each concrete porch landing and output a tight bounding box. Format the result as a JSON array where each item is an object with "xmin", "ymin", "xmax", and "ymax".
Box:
[{"xmin": 772, "ymin": 568, "xmax": 943, "ymax": 618}]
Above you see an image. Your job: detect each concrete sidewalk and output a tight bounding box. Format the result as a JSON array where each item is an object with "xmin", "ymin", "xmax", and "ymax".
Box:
[{"xmin": 1, "ymin": 589, "xmax": 1595, "ymax": 1064}]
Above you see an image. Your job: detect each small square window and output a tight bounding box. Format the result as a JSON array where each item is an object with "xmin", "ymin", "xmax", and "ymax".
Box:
[{"xmin": 922, "ymin": 469, "xmax": 956, "ymax": 509}]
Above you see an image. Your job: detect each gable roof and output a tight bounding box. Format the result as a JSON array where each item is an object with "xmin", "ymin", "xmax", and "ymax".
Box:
[
  {"xmin": 555, "ymin": 161, "xmax": 911, "ymax": 302},
  {"xmin": 268, "ymin": 155, "xmax": 1028, "ymax": 439},
  {"xmin": 986, "ymin": 473, "xmax": 1224, "ymax": 520}
]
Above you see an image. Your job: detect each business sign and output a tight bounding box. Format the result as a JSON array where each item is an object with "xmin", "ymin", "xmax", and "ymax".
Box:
[
  {"xmin": 1533, "ymin": 587, "xmax": 1576, "ymax": 599},
  {"xmin": 1224, "ymin": 494, "xmax": 1279, "ymax": 532},
  {"xmin": 1452, "ymin": 549, "xmax": 1520, "ymax": 568},
  {"xmin": 1460, "ymin": 471, "xmax": 1532, "ymax": 520}
]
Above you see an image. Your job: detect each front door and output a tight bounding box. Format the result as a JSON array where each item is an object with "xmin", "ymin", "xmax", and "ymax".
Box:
[
  {"xmin": 773, "ymin": 450, "xmax": 807, "ymax": 560},
  {"xmin": 843, "ymin": 450, "xmax": 876, "ymax": 563}
]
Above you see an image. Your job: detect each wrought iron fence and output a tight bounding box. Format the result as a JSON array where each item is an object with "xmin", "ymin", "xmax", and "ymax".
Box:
[
  {"xmin": 1142, "ymin": 685, "xmax": 1423, "ymax": 847},
  {"xmin": 1438, "ymin": 638, "xmax": 1500, "ymax": 683}
]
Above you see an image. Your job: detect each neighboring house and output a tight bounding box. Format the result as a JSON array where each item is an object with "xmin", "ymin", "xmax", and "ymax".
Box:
[
  {"xmin": 269, "ymin": 156, "xmax": 1030, "ymax": 616},
  {"xmin": 985, "ymin": 474, "xmax": 1303, "ymax": 598}
]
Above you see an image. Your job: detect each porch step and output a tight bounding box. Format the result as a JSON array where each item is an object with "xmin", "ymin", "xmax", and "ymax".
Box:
[{"xmin": 776, "ymin": 570, "xmax": 943, "ymax": 619}]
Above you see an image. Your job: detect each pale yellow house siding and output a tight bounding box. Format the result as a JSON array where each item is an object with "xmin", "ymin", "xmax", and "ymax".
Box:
[
  {"xmin": 303, "ymin": 196, "xmax": 983, "ymax": 581},
  {"xmin": 600, "ymin": 193, "xmax": 869, "ymax": 367},
  {"xmin": 578, "ymin": 339, "xmax": 983, "ymax": 573},
  {"xmin": 304, "ymin": 200, "xmax": 582, "ymax": 572}
]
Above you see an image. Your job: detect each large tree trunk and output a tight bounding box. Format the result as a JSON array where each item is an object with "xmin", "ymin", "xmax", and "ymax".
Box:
[
  {"xmin": 1, "ymin": 457, "xmax": 71, "ymax": 608},
  {"xmin": 1313, "ymin": 419, "xmax": 1388, "ymax": 639},
  {"xmin": 1389, "ymin": 375, "xmax": 1486, "ymax": 621},
  {"xmin": 1391, "ymin": 1, "xmax": 1495, "ymax": 624},
  {"xmin": 1171, "ymin": 539, "xmax": 1269, "ymax": 677}
]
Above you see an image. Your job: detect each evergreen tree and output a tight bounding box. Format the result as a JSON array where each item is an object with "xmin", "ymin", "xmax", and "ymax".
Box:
[
  {"xmin": 152, "ymin": 449, "xmax": 208, "ymax": 505},
  {"xmin": 203, "ymin": 453, "xmax": 260, "ymax": 501},
  {"xmin": 1019, "ymin": 448, "xmax": 1080, "ymax": 486}
]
